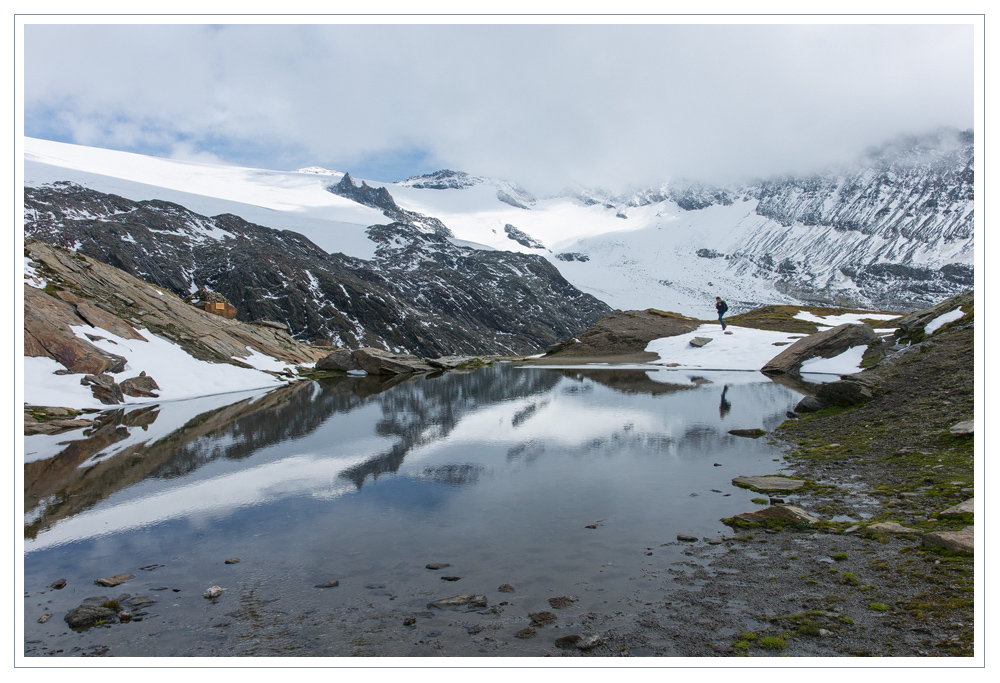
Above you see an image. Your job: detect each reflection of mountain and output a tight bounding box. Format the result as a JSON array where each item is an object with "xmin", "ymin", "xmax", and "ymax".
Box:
[
  {"xmin": 23, "ymin": 374, "xmax": 408, "ymax": 539},
  {"xmin": 339, "ymin": 365, "xmax": 560, "ymax": 487}
]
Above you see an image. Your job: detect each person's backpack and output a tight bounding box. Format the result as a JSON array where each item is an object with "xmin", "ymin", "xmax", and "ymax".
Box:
[{"xmin": 719, "ymin": 300, "xmax": 728, "ymax": 314}]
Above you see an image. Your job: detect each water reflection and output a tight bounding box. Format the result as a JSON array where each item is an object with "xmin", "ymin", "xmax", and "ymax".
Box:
[{"xmin": 24, "ymin": 364, "xmax": 801, "ymax": 552}]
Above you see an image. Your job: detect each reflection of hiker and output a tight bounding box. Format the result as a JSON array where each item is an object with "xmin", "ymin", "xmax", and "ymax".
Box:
[
  {"xmin": 715, "ymin": 297, "xmax": 728, "ymax": 330},
  {"xmin": 719, "ymin": 384, "xmax": 731, "ymax": 419}
]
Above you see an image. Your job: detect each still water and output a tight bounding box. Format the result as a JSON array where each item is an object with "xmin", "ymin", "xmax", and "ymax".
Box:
[{"xmin": 24, "ymin": 364, "xmax": 804, "ymax": 657}]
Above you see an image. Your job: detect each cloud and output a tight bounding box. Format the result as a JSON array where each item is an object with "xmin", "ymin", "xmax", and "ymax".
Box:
[{"xmin": 23, "ymin": 22, "xmax": 974, "ymax": 194}]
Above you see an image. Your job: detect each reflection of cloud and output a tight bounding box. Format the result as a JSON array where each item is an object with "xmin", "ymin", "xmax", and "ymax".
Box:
[{"xmin": 26, "ymin": 452, "xmax": 364, "ymax": 553}]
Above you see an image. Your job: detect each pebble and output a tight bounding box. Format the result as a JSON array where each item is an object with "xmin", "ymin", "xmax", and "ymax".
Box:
[
  {"xmin": 498, "ymin": 584, "xmax": 516, "ymax": 593},
  {"xmin": 441, "ymin": 576, "xmax": 461, "ymax": 581},
  {"xmin": 514, "ymin": 627, "xmax": 537, "ymax": 639},
  {"xmin": 314, "ymin": 580, "xmax": 340, "ymax": 588},
  {"xmin": 48, "ymin": 579, "xmax": 66, "ymax": 590},
  {"xmin": 38, "ymin": 613, "xmax": 51, "ymax": 623},
  {"xmin": 425, "ymin": 563, "xmax": 450, "ymax": 570},
  {"xmin": 202, "ymin": 586, "xmax": 226, "ymax": 599},
  {"xmin": 224, "ymin": 558, "xmax": 241, "ymax": 564},
  {"xmin": 677, "ymin": 534, "xmax": 698, "ymax": 542}
]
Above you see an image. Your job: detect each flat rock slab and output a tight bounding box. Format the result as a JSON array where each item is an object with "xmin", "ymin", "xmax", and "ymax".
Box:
[
  {"xmin": 949, "ymin": 420, "xmax": 974, "ymax": 437},
  {"xmin": 689, "ymin": 337, "xmax": 713, "ymax": 348},
  {"xmin": 427, "ymin": 594, "xmax": 487, "ymax": 609},
  {"xmin": 939, "ymin": 498, "xmax": 974, "ymax": 517},
  {"xmin": 734, "ymin": 505, "xmax": 820, "ymax": 526},
  {"xmin": 868, "ymin": 522, "xmax": 920, "ymax": 533},
  {"xmin": 728, "ymin": 428, "xmax": 766, "ymax": 438},
  {"xmin": 94, "ymin": 573, "xmax": 135, "ymax": 587},
  {"xmin": 732, "ymin": 476, "xmax": 806, "ymax": 491},
  {"xmin": 923, "ymin": 526, "xmax": 974, "ymax": 553}
]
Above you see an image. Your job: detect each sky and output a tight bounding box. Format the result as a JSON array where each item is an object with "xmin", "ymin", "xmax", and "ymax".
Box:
[{"xmin": 21, "ymin": 20, "xmax": 976, "ymax": 195}]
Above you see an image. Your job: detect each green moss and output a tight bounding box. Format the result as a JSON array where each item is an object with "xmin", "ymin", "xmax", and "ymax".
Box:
[
  {"xmin": 758, "ymin": 635, "xmax": 787, "ymax": 650},
  {"xmin": 868, "ymin": 602, "xmax": 891, "ymax": 612},
  {"xmin": 833, "ymin": 552, "xmax": 849, "ymax": 561}
]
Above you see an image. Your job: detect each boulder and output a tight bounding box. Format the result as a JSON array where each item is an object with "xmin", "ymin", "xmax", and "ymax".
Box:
[
  {"xmin": 893, "ymin": 292, "xmax": 972, "ymax": 339},
  {"xmin": 119, "ymin": 373, "xmax": 160, "ymax": 398},
  {"xmin": 689, "ymin": 337, "xmax": 713, "ymax": 348},
  {"xmin": 816, "ymin": 379, "xmax": 874, "ymax": 406},
  {"xmin": 352, "ymin": 348, "xmax": 435, "ymax": 375},
  {"xmin": 426, "ymin": 355, "xmax": 484, "ymax": 369},
  {"xmin": 949, "ymin": 420, "xmax": 974, "ymax": 437},
  {"xmin": 316, "ymin": 349, "xmax": 362, "ymax": 372},
  {"xmin": 81, "ymin": 374, "xmax": 124, "ymax": 405},
  {"xmin": 732, "ymin": 476, "xmax": 806, "ymax": 491},
  {"xmin": 761, "ymin": 323, "xmax": 879, "ymax": 375},
  {"xmin": 939, "ymin": 498, "xmax": 974, "ymax": 517},
  {"xmin": 64, "ymin": 604, "xmax": 117, "ymax": 628},
  {"xmin": 733, "ymin": 505, "xmax": 821, "ymax": 526},
  {"xmin": 794, "ymin": 395, "xmax": 829, "ymax": 413},
  {"xmin": 922, "ymin": 526, "xmax": 974, "ymax": 553}
]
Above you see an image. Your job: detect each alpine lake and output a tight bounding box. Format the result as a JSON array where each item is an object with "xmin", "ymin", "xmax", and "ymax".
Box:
[{"xmin": 24, "ymin": 362, "xmax": 809, "ymax": 657}]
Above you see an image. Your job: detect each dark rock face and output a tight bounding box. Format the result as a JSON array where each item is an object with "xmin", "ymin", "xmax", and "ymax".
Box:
[
  {"xmin": 24, "ymin": 183, "xmax": 614, "ymax": 357},
  {"xmin": 504, "ymin": 223, "xmax": 544, "ymax": 249},
  {"xmin": 119, "ymin": 374, "xmax": 160, "ymax": 398},
  {"xmin": 555, "ymin": 252, "xmax": 589, "ymax": 262},
  {"xmin": 761, "ymin": 323, "xmax": 879, "ymax": 375}
]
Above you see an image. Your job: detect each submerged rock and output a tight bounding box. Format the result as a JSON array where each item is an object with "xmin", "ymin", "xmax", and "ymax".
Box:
[
  {"xmin": 64, "ymin": 604, "xmax": 117, "ymax": 628},
  {"xmin": 734, "ymin": 505, "xmax": 821, "ymax": 526},
  {"xmin": 427, "ymin": 594, "xmax": 487, "ymax": 609},
  {"xmin": 732, "ymin": 476, "xmax": 806, "ymax": 491},
  {"xmin": 728, "ymin": 428, "xmax": 766, "ymax": 438}
]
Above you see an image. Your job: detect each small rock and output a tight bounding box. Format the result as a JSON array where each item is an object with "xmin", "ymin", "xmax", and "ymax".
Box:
[
  {"xmin": 677, "ymin": 534, "xmax": 698, "ymax": 542},
  {"xmin": 548, "ymin": 596, "xmax": 577, "ymax": 609},
  {"xmin": 48, "ymin": 579, "xmax": 67, "ymax": 590},
  {"xmin": 202, "ymin": 586, "xmax": 226, "ymax": 599},
  {"xmin": 584, "ymin": 524, "xmax": 598, "ymax": 529},
  {"xmin": 497, "ymin": 584, "xmax": 516, "ymax": 593},
  {"xmin": 786, "ymin": 411, "xmax": 800, "ymax": 419},
  {"xmin": 425, "ymin": 563, "xmax": 450, "ymax": 570},
  {"xmin": 555, "ymin": 634, "xmax": 582, "ymax": 649},
  {"xmin": 38, "ymin": 613, "xmax": 52, "ymax": 624},
  {"xmin": 123, "ymin": 596, "xmax": 155, "ymax": 608},
  {"xmin": 427, "ymin": 594, "xmax": 488, "ymax": 609},
  {"xmin": 441, "ymin": 576, "xmax": 461, "ymax": 582},
  {"xmin": 529, "ymin": 611, "xmax": 557, "ymax": 627},
  {"xmin": 769, "ymin": 497, "xmax": 785, "ymax": 504},
  {"xmin": 794, "ymin": 396, "xmax": 829, "ymax": 413},
  {"xmin": 819, "ymin": 628, "xmax": 832, "ymax": 637},
  {"xmin": 732, "ymin": 475, "xmax": 806, "ymax": 491},
  {"xmin": 713, "ymin": 463, "xmax": 722, "ymax": 467},
  {"xmin": 365, "ymin": 583, "xmax": 386, "ymax": 589},
  {"xmin": 724, "ymin": 331, "xmax": 733, "ymax": 335},
  {"xmin": 577, "ymin": 635, "xmax": 602, "ymax": 650},
  {"xmin": 94, "ymin": 573, "xmax": 135, "ymax": 587},
  {"xmin": 689, "ymin": 337, "xmax": 713, "ymax": 348},
  {"xmin": 224, "ymin": 558, "xmax": 241, "ymax": 564},
  {"xmin": 314, "ymin": 580, "xmax": 340, "ymax": 588},
  {"xmin": 734, "ymin": 505, "xmax": 821, "ymax": 526},
  {"xmin": 844, "ymin": 525, "xmax": 860, "ymax": 534},
  {"xmin": 728, "ymin": 428, "xmax": 766, "ymax": 438},
  {"xmin": 868, "ymin": 522, "xmax": 920, "ymax": 533},
  {"xmin": 403, "ymin": 617, "xmax": 416, "ymax": 626},
  {"xmin": 118, "ymin": 611, "xmax": 132, "ymax": 622},
  {"xmin": 514, "ymin": 627, "xmax": 537, "ymax": 639},
  {"xmin": 706, "ymin": 538, "xmax": 724, "ymax": 545}
]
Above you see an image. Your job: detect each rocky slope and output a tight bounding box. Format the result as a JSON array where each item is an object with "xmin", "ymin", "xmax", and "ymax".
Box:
[
  {"xmin": 24, "ymin": 182, "xmax": 613, "ymax": 356},
  {"xmin": 24, "ymin": 238, "xmax": 327, "ymax": 405}
]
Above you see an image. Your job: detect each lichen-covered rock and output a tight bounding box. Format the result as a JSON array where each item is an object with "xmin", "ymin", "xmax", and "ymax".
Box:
[{"xmin": 64, "ymin": 604, "xmax": 117, "ymax": 628}]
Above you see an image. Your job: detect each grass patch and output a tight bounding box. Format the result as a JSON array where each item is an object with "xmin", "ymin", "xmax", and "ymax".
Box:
[
  {"xmin": 868, "ymin": 602, "xmax": 891, "ymax": 612},
  {"xmin": 832, "ymin": 553, "xmax": 849, "ymax": 561},
  {"xmin": 758, "ymin": 635, "xmax": 787, "ymax": 650}
]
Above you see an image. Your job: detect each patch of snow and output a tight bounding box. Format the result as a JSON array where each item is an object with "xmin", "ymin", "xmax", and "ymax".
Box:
[
  {"xmin": 23, "ymin": 324, "xmax": 297, "ymax": 410},
  {"xmin": 24, "ymin": 257, "xmax": 46, "ymax": 288},
  {"xmin": 798, "ymin": 345, "xmax": 867, "ymax": 375},
  {"xmin": 924, "ymin": 308, "xmax": 964, "ymax": 335},
  {"xmin": 645, "ymin": 324, "xmax": 795, "ymax": 371},
  {"xmin": 794, "ymin": 311, "xmax": 899, "ymax": 326}
]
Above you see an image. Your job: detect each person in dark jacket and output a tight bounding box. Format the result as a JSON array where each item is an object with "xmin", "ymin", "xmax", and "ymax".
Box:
[{"xmin": 715, "ymin": 297, "xmax": 728, "ymax": 330}]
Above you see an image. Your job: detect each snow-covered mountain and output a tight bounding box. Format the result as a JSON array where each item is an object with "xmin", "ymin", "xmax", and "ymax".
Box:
[{"xmin": 23, "ymin": 129, "xmax": 974, "ymax": 331}]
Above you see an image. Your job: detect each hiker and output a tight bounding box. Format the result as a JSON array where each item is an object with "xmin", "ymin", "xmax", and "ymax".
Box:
[{"xmin": 715, "ymin": 297, "xmax": 728, "ymax": 330}]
